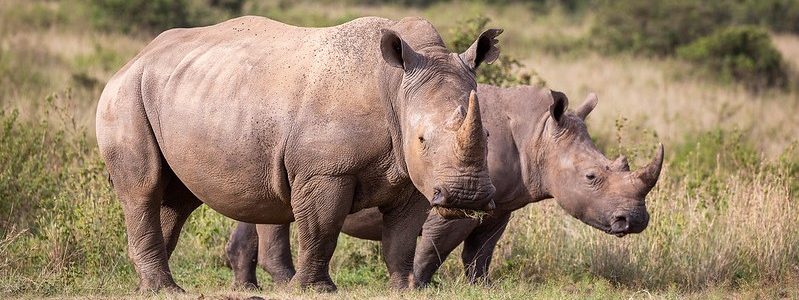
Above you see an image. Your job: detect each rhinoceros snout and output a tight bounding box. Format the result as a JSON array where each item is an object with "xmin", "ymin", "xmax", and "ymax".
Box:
[
  {"xmin": 609, "ymin": 208, "xmax": 649, "ymax": 237},
  {"xmin": 429, "ymin": 184, "xmax": 495, "ymax": 211}
]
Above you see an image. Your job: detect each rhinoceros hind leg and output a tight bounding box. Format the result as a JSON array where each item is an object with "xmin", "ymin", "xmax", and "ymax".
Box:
[
  {"xmin": 113, "ymin": 169, "xmax": 183, "ymax": 293},
  {"xmin": 226, "ymin": 222, "xmax": 260, "ymax": 289},
  {"xmin": 290, "ymin": 175, "xmax": 355, "ymax": 292},
  {"xmin": 161, "ymin": 177, "xmax": 202, "ymax": 260},
  {"xmin": 99, "ymin": 95, "xmax": 184, "ymax": 292},
  {"xmin": 461, "ymin": 212, "xmax": 510, "ymax": 284},
  {"xmin": 257, "ymin": 223, "xmax": 296, "ymax": 285}
]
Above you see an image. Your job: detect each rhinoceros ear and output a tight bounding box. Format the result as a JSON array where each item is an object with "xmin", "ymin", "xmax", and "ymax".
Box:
[
  {"xmin": 549, "ymin": 90, "xmax": 569, "ymax": 124},
  {"xmin": 459, "ymin": 28, "xmax": 503, "ymax": 71},
  {"xmin": 380, "ymin": 29, "xmax": 420, "ymax": 70}
]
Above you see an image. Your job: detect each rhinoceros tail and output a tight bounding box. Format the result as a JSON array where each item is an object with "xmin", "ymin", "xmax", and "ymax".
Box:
[{"xmin": 104, "ymin": 170, "xmax": 114, "ymax": 187}]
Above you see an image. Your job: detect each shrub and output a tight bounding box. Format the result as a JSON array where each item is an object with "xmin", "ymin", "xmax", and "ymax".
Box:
[
  {"xmin": 676, "ymin": 26, "xmax": 788, "ymax": 89},
  {"xmin": 89, "ymin": 0, "xmax": 241, "ymax": 34},
  {"xmin": 668, "ymin": 128, "xmax": 760, "ymax": 199},
  {"xmin": 90, "ymin": 0, "xmax": 193, "ymax": 33},
  {"xmin": 733, "ymin": 0, "xmax": 799, "ymax": 34},
  {"xmin": 591, "ymin": 0, "xmax": 731, "ymax": 56},
  {"xmin": 0, "ymin": 92, "xmax": 132, "ymax": 295},
  {"xmin": 591, "ymin": 0, "xmax": 799, "ymax": 54},
  {"xmin": 448, "ymin": 16, "xmax": 538, "ymax": 87}
]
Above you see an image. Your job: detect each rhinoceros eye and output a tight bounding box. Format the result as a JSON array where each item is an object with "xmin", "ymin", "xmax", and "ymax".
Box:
[
  {"xmin": 585, "ymin": 173, "xmax": 597, "ymax": 181},
  {"xmin": 418, "ymin": 136, "xmax": 430, "ymax": 152}
]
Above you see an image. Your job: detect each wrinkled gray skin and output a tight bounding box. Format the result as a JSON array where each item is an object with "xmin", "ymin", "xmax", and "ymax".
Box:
[
  {"xmin": 226, "ymin": 85, "xmax": 664, "ymax": 288},
  {"xmin": 96, "ymin": 16, "xmax": 501, "ymax": 293}
]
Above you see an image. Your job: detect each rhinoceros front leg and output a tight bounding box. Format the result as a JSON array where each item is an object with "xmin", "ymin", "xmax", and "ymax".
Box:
[
  {"xmin": 413, "ymin": 213, "xmax": 479, "ymax": 287},
  {"xmin": 461, "ymin": 212, "xmax": 510, "ymax": 284},
  {"xmin": 290, "ymin": 175, "xmax": 355, "ymax": 292},
  {"xmin": 257, "ymin": 223, "xmax": 296, "ymax": 284},
  {"xmin": 226, "ymin": 222, "xmax": 260, "ymax": 289},
  {"xmin": 226, "ymin": 222, "xmax": 296, "ymax": 288},
  {"xmin": 380, "ymin": 191, "xmax": 429, "ymax": 289}
]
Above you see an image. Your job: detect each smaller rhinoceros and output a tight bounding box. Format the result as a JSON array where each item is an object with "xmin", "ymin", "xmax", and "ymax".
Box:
[{"xmin": 226, "ymin": 86, "xmax": 664, "ymax": 287}]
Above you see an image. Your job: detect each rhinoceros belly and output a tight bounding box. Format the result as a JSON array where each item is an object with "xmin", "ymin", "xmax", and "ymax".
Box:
[{"xmin": 156, "ymin": 97, "xmax": 295, "ymax": 223}]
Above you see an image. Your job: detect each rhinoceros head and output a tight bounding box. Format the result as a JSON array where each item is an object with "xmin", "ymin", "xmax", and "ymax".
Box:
[
  {"xmin": 379, "ymin": 27, "xmax": 500, "ymax": 218},
  {"xmin": 542, "ymin": 91, "xmax": 663, "ymax": 236}
]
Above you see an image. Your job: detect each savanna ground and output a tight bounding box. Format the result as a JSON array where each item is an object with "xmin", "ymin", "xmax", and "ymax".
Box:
[{"xmin": 1, "ymin": 0, "xmax": 799, "ymax": 299}]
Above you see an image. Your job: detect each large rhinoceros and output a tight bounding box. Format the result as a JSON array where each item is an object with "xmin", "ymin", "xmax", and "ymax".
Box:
[
  {"xmin": 226, "ymin": 85, "xmax": 664, "ymax": 287},
  {"xmin": 96, "ymin": 16, "xmax": 500, "ymax": 292}
]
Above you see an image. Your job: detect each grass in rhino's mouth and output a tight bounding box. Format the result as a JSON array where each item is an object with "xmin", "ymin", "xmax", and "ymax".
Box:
[{"xmin": 434, "ymin": 206, "xmax": 490, "ymax": 221}]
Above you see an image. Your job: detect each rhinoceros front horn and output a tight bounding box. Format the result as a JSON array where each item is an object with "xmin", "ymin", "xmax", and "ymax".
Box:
[
  {"xmin": 632, "ymin": 143, "xmax": 665, "ymax": 194},
  {"xmin": 456, "ymin": 90, "xmax": 486, "ymax": 162}
]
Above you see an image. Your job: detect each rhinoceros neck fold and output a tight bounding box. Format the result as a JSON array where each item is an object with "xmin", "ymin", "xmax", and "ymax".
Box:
[
  {"xmin": 378, "ymin": 63, "xmax": 409, "ymax": 183},
  {"xmin": 521, "ymin": 111, "xmax": 554, "ymax": 202},
  {"xmin": 501, "ymin": 86, "xmax": 555, "ymax": 203},
  {"xmin": 476, "ymin": 84, "xmax": 553, "ymax": 209}
]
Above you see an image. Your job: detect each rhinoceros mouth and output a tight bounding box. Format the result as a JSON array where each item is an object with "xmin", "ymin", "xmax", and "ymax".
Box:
[
  {"xmin": 581, "ymin": 216, "xmax": 631, "ymax": 238},
  {"xmin": 433, "ymin": 206, "xmax": 492, "ymax": 220},
  {"xmin": 581, "ymin": 219, "xmax": 626, "ymax": 237}
]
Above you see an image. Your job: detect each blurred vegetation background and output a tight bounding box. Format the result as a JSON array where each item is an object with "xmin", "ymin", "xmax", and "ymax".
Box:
[{"xmin": 1, "ymin": 0, "xmax": 798, "ymax": 298}]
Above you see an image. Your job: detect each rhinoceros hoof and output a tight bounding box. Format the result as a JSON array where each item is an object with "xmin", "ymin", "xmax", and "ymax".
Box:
[
  {"xmin": 136, "ymin": 280, "xmax": 185, "ymax": 294},
  {"xmin": 388, "ymin": 274, "xmax": 413, "ymax": 290},
  {"xmin": 270, "ymin": 274, "xmax": 294, "ymax": 286},
  {"xmin": 308, "ymin": 281, "xmax": 337, "ymax": 293},
  {"xmin": 292, "ymin": 278, "xmax": 337, "ymax": 293},
  {"xmin": 233, "ymin": 281, "xmax": 260, "ymax": 291}
]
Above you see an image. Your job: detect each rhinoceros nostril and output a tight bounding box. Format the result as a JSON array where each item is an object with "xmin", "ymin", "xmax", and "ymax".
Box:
[
  {"xmin": 431, "ymin": 188, "xmax": 445, "ymax": 206},
  {"xmin": 612, "ymin": 216, "xmax": 629, "ymax": 232}
]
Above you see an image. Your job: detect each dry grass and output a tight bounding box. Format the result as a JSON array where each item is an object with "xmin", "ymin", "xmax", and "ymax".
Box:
[
  {"xmin": 524, "ymin": 52, "xmax": 799, "ymax": 157},
  {"xmin": 0, "ymin": 0, "xmax": 145, "ymax": 131},
  {"xmin": 774, "ymin": 34, "xmax": 799, "ymax": 68}
]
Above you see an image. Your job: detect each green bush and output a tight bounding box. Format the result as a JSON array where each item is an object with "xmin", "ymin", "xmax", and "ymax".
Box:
[
  {"xmin": 0, "ymin": 92, "xmax": 132, "ymax": 295},
  {"xmin": 733, "ymin": 0, "xmax": 799, "ymax": 34},
  {"xmin": 89, "ymin": 0, "xmax": 241, "ymax": 33},
  {"xmin": 0, "ymin": 109, "xmax": 59, "ymax": 233},
  {"xmin": 591, "ymin": 0, "xmax": 792, "ymax": 88},
  {"xmin": 677, "ymin": 26, "xmax": 788, "ymax": 89},
  {"xmin": 776, "ymin": 142, "xmax": 799, "ymax": 197},
  {"xmin": 591, "ymin": 0, "xmax": 799, "ymax": 55},
  {"xmin": 669, "ymin": 128, "xmax": 760, "ymax": 199},
  {"xmin": 448, "ymin": 16, "xmax": 538, "ymax": 87},
  {"xmin": 591, "ymin": 0, "xmax": 730, "ymax": 56},
  {"xmin": 327, "ymin": 0, "xmax": 592, "ymax": 10}
]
